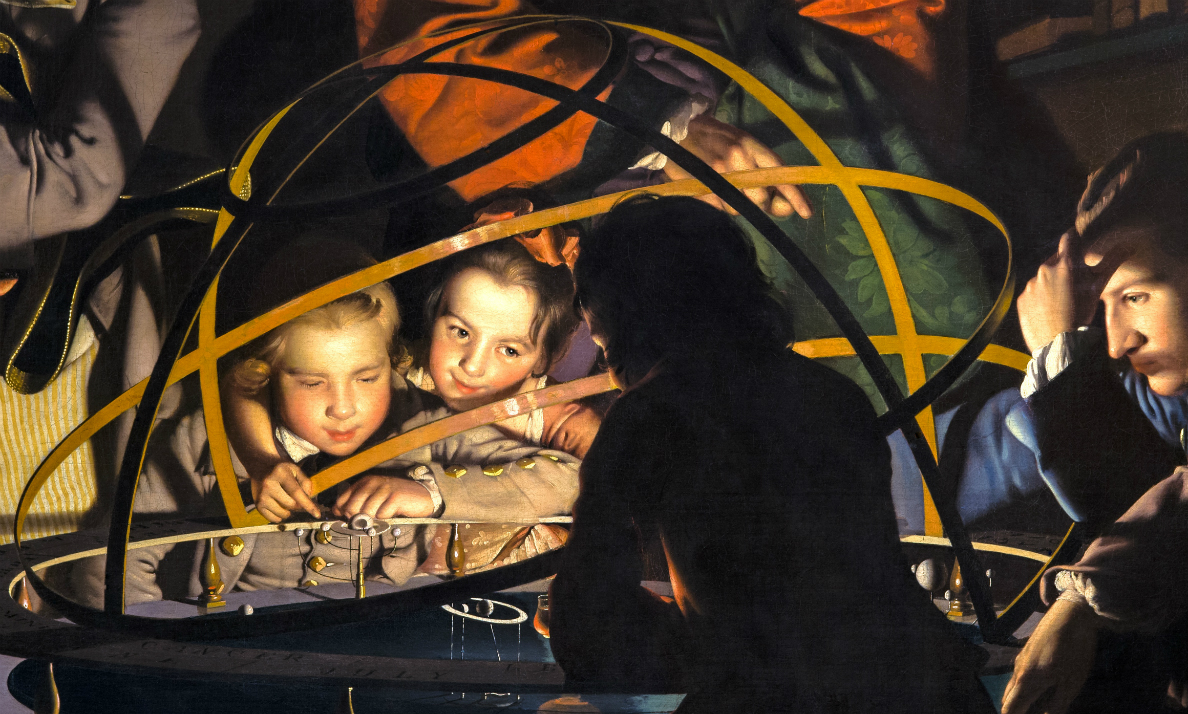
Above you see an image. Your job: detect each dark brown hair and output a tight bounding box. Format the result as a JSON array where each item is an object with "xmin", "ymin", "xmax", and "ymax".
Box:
[
  {"xmin": 574, "ymin": 195, "xmax": 794, "ymax": 385},
  {"xmin": 1075, "ymin": 132, "xmax": 1188, "ymax": 259},
  {"xmin": 425, "ymin": 240, "xmax": 580, "ymax": 377}
]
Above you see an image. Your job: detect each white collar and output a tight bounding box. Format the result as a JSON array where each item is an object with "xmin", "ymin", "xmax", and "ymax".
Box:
[{"xmin": 274, "ymin": 424, "xmax": 320, "ymax": 463}]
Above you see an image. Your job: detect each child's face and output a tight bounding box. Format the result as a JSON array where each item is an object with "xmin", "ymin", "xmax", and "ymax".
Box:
[
  {"xmin": 429, "ymin": 268, "xmax": 544, "ymax": 412},
  {"xmin": 1096, "ymin": 231, "xmax": 1188, "ymax": 396},
  {"xmin": 273, "ymin": 319, "xmax": 392, "ymax": 457}
]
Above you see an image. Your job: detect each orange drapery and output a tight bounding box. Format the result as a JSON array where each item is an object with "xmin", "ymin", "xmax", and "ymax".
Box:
[
  {"xmin": 796, "ymin": 0, "xmax": 945, "ymax": 78},
  {"xmin": 353, "ymin": 0, "xmax": 947, "ymax": 201},
  {"xmin": 354, "ymin": 0, "xmax": 613, "ymax": 202}
]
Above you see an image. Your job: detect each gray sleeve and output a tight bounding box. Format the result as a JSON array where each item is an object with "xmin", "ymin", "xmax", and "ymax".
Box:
[
  {"xmin": 371, "ymin": 389, "xmax": 580, "ymax": 522},
  {"xmin": 376, "ymin": 410, "xmax": 581, "ymax": 523},
  {"xmin": 0, "ymin": 0, "xmax": 200, "ymax": 262},
  {"xmin": 69, "ymin": 543, "xmax": 174, "ymax": 609},
  {"xmin": 133, "ymin": 411, "xmax": 223, "ymax": 517}
]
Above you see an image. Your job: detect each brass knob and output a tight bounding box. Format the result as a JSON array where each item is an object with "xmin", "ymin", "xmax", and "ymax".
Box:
[
  {"xmin": 220, "ymin": 536, "xmax": 244, "ymax": 557},
  {"xmin": 315, "ymin": 530, "xmax": 333, "ymax": 545},
  {"xmin": 308, "ymin": 556, "xmax": 328, "ymax": 572}
]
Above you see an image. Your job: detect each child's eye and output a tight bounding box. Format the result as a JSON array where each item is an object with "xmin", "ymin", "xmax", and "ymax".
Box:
[
  {"xmin": 358, "ymin": 375, "xmax": 379, "ymax": 384},
  {"xmin": 451, "ymin": 326, "xmax": 470, "ymax": 339},
  {"xmin": 300, "ymin": 380, "xmax": 324, "ymax": 388},
  {"xmin": 502, "ymin": 347, "xmax": 520, "ymax": 358}
]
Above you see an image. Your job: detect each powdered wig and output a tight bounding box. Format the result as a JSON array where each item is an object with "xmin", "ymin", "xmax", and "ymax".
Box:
[
  {"xmin": 228, "ymin": 239, "xmax": 403, "ymax": 394},
  {"xmin": 424, "ymin": 239, "xmax": 580, "ymax": 377}
]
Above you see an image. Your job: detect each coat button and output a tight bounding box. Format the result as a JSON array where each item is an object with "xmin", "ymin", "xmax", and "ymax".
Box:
[
  {"xmin": 482, "ymin": 465, "xmax": 504, "ymax": 477},
  {"xmin": 516, "ymin": 457, "xmax": 536, "ymax": 469},
  {"xmin": 220, "ymin": 536, "xmax": 244, "ymax": 557},
  {"xmin": 445, "ymin": 465, "xmax": 467, "ymax": 478}
]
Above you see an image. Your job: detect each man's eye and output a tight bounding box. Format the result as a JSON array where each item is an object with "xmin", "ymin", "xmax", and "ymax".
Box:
[
  {"xmin": 359, "ymin": 375, "xmax": 379, "ymax": 384},
  {"xmin": 300, "ymin": 381, "xmax": 323, "ymax": 388},
  {"xmin": 1125, "ymin": 293, "xmax": 1148, "ymax": 304}
]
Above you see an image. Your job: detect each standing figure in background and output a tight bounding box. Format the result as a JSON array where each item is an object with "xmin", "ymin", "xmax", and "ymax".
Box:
[
  {"xmin": 548, "ymin": 195, "xmax": 993, "ymax": 713},
  {"xmin": 0, "ymin": 0, "xmax": 200, "ymax": 544}
]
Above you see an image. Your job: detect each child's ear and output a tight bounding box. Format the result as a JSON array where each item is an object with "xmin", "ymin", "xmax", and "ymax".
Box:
[{"xmin": 530, "ymin": 352, "xmax": 551, "ymax": 380}]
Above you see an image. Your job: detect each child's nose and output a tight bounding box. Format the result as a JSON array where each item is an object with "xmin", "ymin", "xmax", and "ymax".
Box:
[
  {"xmin": 460, "ymin": 347, "xmax": 487, "ymax": 377},
  {"xmin": 327, "ymin": 385, "xmax": 357, "ymax": 420}
]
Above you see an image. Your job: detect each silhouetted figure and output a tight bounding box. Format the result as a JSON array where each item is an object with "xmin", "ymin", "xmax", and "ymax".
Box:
[{"xmin": 549, "ymin": 195, "xmax": 993, "ymax": 713}]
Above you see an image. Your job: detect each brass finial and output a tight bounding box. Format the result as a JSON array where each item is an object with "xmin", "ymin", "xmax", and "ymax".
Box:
[
  {"xmin": 335, "ymin": 686, "xmax": 356, "ymax": 714},
  {"xmin": 447, "ymin": 523, "xmax": 466, "ymax": 577},
  {"xmin": 198, "ymin": 537, "xmax": 226, "ymax": 609},
  {"xmin": 33, "ymin": 661, "xmax": 59, "ymax": 714}
]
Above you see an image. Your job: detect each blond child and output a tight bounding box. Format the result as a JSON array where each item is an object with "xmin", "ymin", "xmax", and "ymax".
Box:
[{"xmin": 71, "ymin": 240, "xmax": 579, "ymax": 606}]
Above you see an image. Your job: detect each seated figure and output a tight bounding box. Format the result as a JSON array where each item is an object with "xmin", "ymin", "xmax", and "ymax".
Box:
[
  {"xmin": 1002, "ymin": 133, "xmax": 1188, "ymax": 714},
  {"xmin": 548, "ymin": 195, "xmax": 994, "ymax": 714}
]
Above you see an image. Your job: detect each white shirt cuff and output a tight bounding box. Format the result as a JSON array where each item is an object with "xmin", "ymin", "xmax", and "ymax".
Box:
[
  {"xmin": 1054, "ymin": 569, "xmax": 1100, "ymax": 610},
  {"xmin": 630, "ymin": 94, "xmax": 713, "ymax": 171},
  {"xmin": 1020, "ymin": 327, "xmax": 1103, "ymax": 399},
  {"xmin": 408, "ymin": 464, "xmax": 444, "ymax": 517}
]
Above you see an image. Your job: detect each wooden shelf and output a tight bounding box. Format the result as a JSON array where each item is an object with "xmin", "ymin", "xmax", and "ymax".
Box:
[{"xmin": 1008, "ymin": 21, "xmax": 1188, "ymax": 78}]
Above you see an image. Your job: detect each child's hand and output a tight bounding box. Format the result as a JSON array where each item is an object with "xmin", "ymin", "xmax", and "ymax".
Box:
[
  {"xmin": 252, "ymin": 463, "xmax": 322, "ymax": 523},
  {"xmin": 1018, "ymin": 233, "xmax": 1101, "ymax": 353},
  {"xmin": 333, "ymin": 476, "xmax": 435, "ymax": 520}
]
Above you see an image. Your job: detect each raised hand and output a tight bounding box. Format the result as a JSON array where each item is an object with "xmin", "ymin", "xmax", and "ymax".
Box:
[{"xmin": 1018, "ymin": 233, "xmax": 1101, "ymax": 353}]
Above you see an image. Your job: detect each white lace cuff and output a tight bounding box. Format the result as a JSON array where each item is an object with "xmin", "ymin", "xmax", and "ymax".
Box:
[
  {"xmin": 408, "ymin": 464, "xmax": 444, "ymax": 517},
  {"xmin": 1020, "ymin": 327, "xmax": 1103, "ymax": 399},
  {"xmin": 630, "ymin": 94, "xmax": 712, "ymax": 171},
  {"xmin": 1054, "ymin": 569, "xmax": 1100, "ymax": 610}
]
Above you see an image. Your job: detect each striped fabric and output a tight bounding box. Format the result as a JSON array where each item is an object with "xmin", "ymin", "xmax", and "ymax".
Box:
[{"xmin": 0, "ymin": 342, "xmax": 98, "ymax": 543}]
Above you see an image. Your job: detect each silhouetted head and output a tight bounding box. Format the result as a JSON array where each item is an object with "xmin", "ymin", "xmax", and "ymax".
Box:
[{"xmin": 574, "ymin": 195, "xmax": 793, "ymax": 387}]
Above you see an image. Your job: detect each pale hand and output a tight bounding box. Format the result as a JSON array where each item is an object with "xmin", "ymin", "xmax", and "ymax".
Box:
[
  {"xmin": 333, "ymin": 475, "xmax": 435, "ymax": 520},
  {"xmin": 1018, "ymin": 233, "xmax": 1100, "ymax": 353},
  {"xmin": 665, "ymin": 114, "xmax": 813, "ymax": 219},
  {"xmin": 253, "ymin": 462, "xmax": 321, "ymax": 523},
  {"xmin": 1001, "ymin": 598, "xmax": 1101, "ymax": 714}
]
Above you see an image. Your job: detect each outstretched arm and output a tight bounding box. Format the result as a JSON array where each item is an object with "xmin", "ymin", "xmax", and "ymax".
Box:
[
  {"xmin": 220, "ymin": 374, "xmax": 288, "ymax": 480},
  {"xmin": 220, "ymin": 373, "xmax": 322, "ymax": 522}
]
